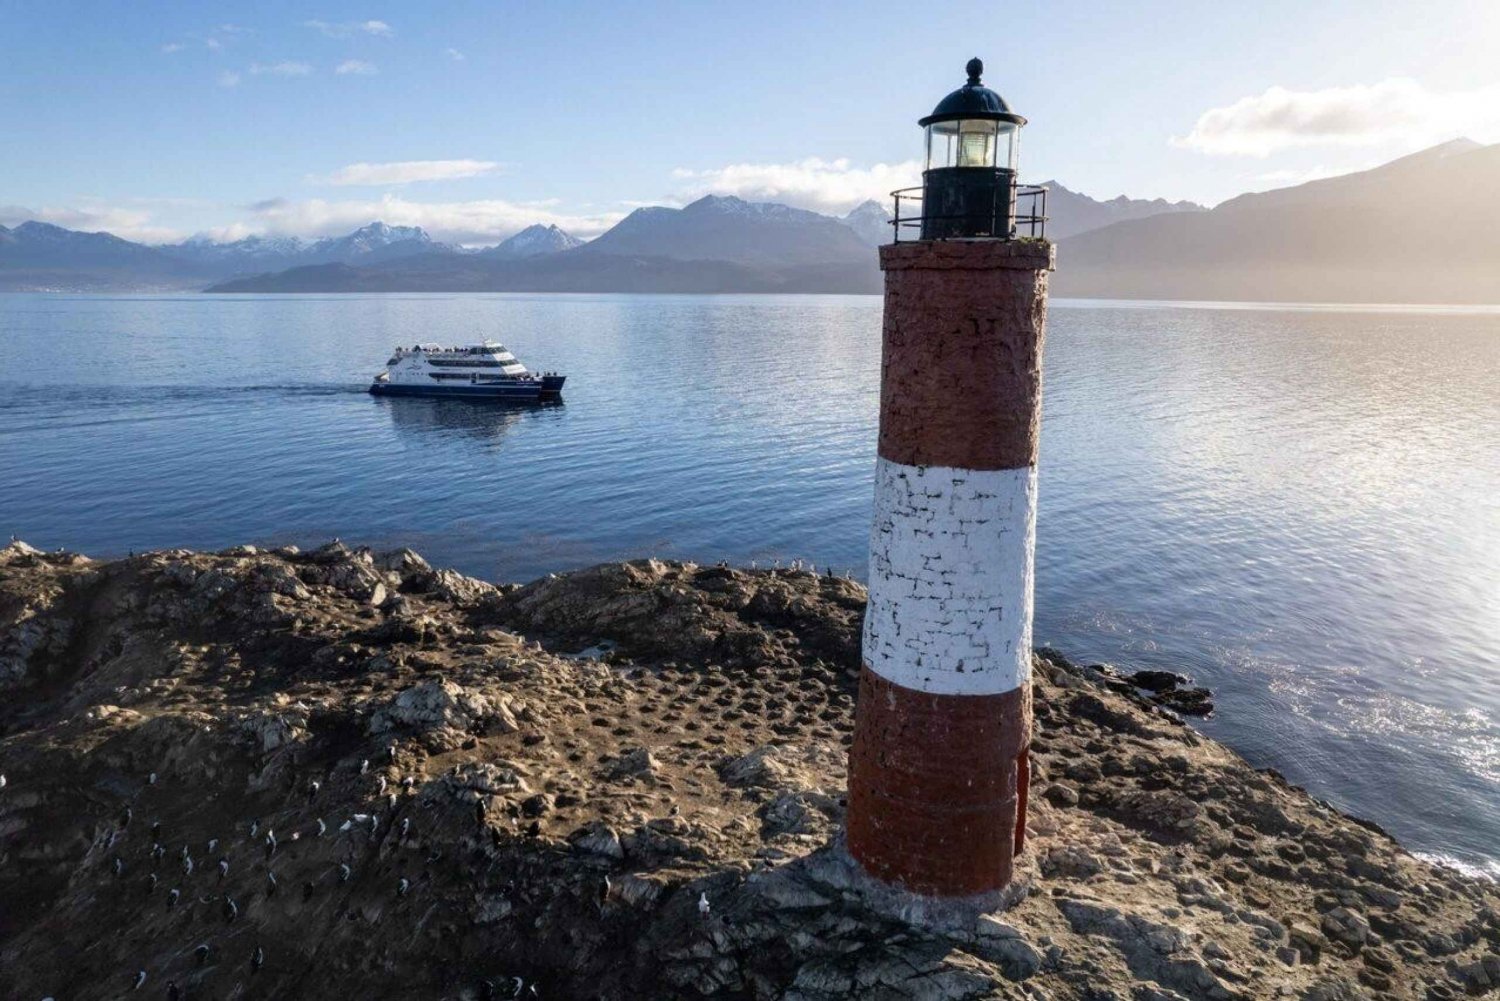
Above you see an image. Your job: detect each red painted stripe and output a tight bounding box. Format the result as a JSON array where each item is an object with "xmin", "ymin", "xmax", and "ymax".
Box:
[
  {"xmin": 846, "ymin": 664, "xmax": 1031, "ymax": 897},
  {"xmin": 876, "ymin": 241, "xmax": 1050, "ymax": 472}
]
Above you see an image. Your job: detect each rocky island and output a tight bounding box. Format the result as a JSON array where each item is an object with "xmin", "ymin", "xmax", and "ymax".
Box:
[{"xmin": 1, "ymin": 540, "xmax": 1497, "ymax": 999}]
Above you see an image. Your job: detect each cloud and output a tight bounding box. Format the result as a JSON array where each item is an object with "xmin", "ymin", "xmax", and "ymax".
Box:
[
  {"xmin": 335, "ymin": 59, "xmax": 377, "ymax": 76},
  {"xmin": 0, "ymin": 202, "xmax": 187, "ymax": 244},
  {"xmin": 244, "ymin": 194, "xmax": 624, "ymax": 244},
  {"xmin": 445, "ymin": 48, "xmax": 465, "ymax": 62},
  {"xmin": 303, "ymin": 19, "xmax": 393, "ymax": 38},
  {"xmin": 249, "ymin": 61, "xmax": 313, "ymax": 77},
  {"xmin": 161, "ymin": 42, "xmax": 184, "ymax": 54},
  {"xmin": 1173, "ymin": 78, "xmax": 1500, "ymax": 156},
  {"xmin": 206, "ymin": 38, "xmax": 223, "ymax": 51},
  {"xmin": 311, "ymin": 159, "xmax": 501, "ymax": 186},
  {"xmin": 217, "ymin": 70, "xmax": 241, "ymax": 88},
  {"xmin": 670, "ymin": 157, "xmax": 920, "ymax": 214}
]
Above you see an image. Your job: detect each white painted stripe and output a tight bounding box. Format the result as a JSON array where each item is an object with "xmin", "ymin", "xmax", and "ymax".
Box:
[{"xmin": 863, "ymin": 458, "xmax": 1035, "ymax": 696}]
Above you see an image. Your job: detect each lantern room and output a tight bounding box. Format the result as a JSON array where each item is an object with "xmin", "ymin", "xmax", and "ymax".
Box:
[{"xmin": 917, "ymin": 58, "xmax": 1028, "ymax": 241}]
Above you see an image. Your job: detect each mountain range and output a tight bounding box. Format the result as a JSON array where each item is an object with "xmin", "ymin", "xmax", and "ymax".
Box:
[
  {"xmin": 5, "ymin": 141, "xmax": 1497, "ymax": 301},
  {"xmin": 1051, "ymin": 138, "xmax": 1500, "ymax": 303}
]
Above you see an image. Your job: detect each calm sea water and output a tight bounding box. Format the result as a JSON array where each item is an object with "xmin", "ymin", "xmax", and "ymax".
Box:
[{"xmin": 2, "ymin": 292, "xmax": 1497, "ymax": 874}]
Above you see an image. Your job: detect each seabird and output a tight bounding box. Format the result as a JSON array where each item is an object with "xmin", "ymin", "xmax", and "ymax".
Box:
[
  {"xmin": 194, "ymin": 944, "xmax": 210, "ymax": 967},
  {"xmin": 151, "ymin": 843, "xmax": 165, "ymax": 861},
  {"xmin": 251, "ymin": 946, "xmax": 264, "ymax": 973},
  {"xmin": 480, "ymin": 979, "xmax": 496, "ymax": 1001},
  {"xmin": 148, "ymin": 772, "xmax": 157, "ymax": 785},
  {"xmin": 150, "ymin": 822, "xmax": 161, "ymax": 841},
  {"xmin": 145, "ymin": 873, "xmax": 158, "ymax": 895},
  {"xmin": 400, "ymin": 818, "xmax": 410, "ymax": 838},
  {"xmin": 387, "ymin": 793, "xmax": 398, "ymax": 810},
  {"xmin": 377, "ymin": 776, "xmax": 387, "ymax": 794},
  {"xmin": 207, "ymin": 838, "xmax": 218, "ymax": 852},
  {"xmin": 217, "ymin": 858, "xmax": 229, "ymax": 881},
  {"xmin": 113, "ymin": 856, "xmax": 124, "ymax": 877},
  {"xmin": 121, "ymin": 806, "xmax": 133, "ymax": 828},
  {"xmin": 0, "ymin": 774, "xmax": 6, "ymax": 789},
  {"xmin": 698, "ymin": 892, "xmax": 710, "ymax": 918},
  {"xmin": 308, "ymin": 780, "xmax": 321, "ymax": 802},
  {"xmin": 266, "ymin": 872, "xmax": 278, "ymax": 897},
  {"xmin": 183, "ymin": 855, "xmax": 194, "ymax": 876},
  {"xmin": 316, "ymin": 818, "xmax": 327, "ymax": 837},
  {"xmin": 360, "ymin": 759, "xmax": 370, "ymax": 775},
  {"xmin": 339, "ymin": 819, "xmax": 353, "ymax": 833},
  {"xmin": 223, "ymin": 895, "xmax": 238, "ymax": 923},
  {"xmin": 167, "ymin": 888, "xmax": 180, "ymax": 908},
  {"xmin": 339, "ymin": 863, "xmax": 351, "ymax": 882},
  {"xmin": 398, "ymin": 877, "xmax": 410, "ymax": 896},
  {"xmin": 249, "ymin": 820, "xmax": 258, "ymax": 838},
  {"xmin": 132, "ymin": 970, "xmax": 146, "ymax": 991},
  {"xmin": 265, "ymin": 830, "xmax": 277, "ymax": 859},
  {"xmin": 510, "ymin": 977, "xmax": 524, "ymax": 997},
  {"xmin": 388, "ymin": 745, "xmax": 397, "ymax": 762},
  {"xmin": 401, "ymin": 776, "xmax": 415, "ymax": 790}
]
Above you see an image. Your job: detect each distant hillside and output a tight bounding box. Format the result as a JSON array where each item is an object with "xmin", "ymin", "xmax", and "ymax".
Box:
[
  {"xmin": 0, "ymin": 221, "xmax": 208, "ymax": 290},
  {"xmin": 580, "ymin": 195, "xmax": 874, "ymax": 268},
  {"xmin": 1038, "ymin": 183, "xmax": 1204, "ymax": 240},
  {"xmin": 1054, "ymin": 139, "xmax": 1500, "ymax": 303}
]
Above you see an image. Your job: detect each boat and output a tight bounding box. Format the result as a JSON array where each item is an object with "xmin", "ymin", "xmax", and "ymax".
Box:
[{"xmin": 369, "ymin": 341, "xmax": 566, "ymax": 401}]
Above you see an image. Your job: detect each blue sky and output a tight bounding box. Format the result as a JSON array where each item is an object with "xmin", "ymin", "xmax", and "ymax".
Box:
[{"xmin": 3, "ymin": 0, "xmax": 1498, "ymax": 244}]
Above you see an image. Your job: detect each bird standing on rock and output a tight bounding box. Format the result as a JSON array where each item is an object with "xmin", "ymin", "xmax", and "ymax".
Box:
[
  {"xmin": 223, "ymin": 895, "xmax": 238, "ymax": 923},
  {"xmin": 308, "ymin": 780, "xmax": 321, "ymax": 802},
  {"xmin": 316, "ymin": 818, "xmax": 327, "ymax": 837},
  {"xmin": 217, "ymin": 858, "xmax": 229, "ymax": 881},
  {"xmin": 698, "ymin": 892, "xmax": 711, "ymax": 919},
  {"xmin": 167, "ymin": 888, "xmax": 180, "ymax": 909},
  {"xmin": 360, "ymin": 759, "xmax": 370, "ymax": 775},
  {"xmin": 132, "ymin": 970, "xmax": 146, "ymax": 991},
  {"xmin": 266, "ymin": 872, "xmax": 278, "ymax": 897},
  {"xmin": 398, "ymin": 877, "xmax": 410, "ymax": 896},
  {"xmin": 339, "ymin": 863, "xmax": 351, "ymax": 883},
  {"xmin": 252, "ymin": 946, "xmax": 264, "ymax": 973}
]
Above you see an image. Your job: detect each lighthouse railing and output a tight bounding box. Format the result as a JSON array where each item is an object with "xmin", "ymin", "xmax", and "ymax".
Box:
[{"xmin": 889, "ymin": 183, "xmax": 1048, "ymax": 243}]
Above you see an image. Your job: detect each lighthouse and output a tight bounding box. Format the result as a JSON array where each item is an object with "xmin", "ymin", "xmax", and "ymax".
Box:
[{"xmin": 846, "ymin": 58, "xmax": 1053, "ymax": 899}]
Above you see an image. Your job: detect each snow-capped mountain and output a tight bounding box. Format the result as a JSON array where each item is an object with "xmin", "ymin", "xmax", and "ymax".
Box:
[
  {"xmin": 842, "ymin": 200, "xmax": 893, "ymax": 246},
  {"xmin": 163, "ymin": 222, "xmax": 450, "ymax": 276},
  {"xmin": 482, "ymin": 224, "xmax": 583, "ymax": 259}
]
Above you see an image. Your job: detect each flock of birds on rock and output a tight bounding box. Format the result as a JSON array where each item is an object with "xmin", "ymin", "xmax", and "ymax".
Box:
[{"xmin": 5, "ymin": 739, "xmax": 570, "ymax": 999}]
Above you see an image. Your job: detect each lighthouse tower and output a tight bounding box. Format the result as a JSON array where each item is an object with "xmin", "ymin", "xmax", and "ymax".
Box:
[{"xmin": 846, "ymin": 58, "xmax": 1053, "ymax": 899}]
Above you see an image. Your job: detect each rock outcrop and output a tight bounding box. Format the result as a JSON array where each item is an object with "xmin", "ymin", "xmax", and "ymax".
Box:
[{"xmin": 1, "ymin": 540, "xmax": 1497, "ymax": 1000}]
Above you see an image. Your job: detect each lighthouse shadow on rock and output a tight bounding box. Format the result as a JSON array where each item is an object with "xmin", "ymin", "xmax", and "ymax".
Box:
[{"xmin": 845, "ymin": 57, "xmax": 1054, "ymax": 907}]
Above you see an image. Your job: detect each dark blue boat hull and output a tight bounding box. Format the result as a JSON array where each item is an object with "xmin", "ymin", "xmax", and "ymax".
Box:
[{"xmin": 369, "ymin": 375, "xmax": 565, "ymax": 401}]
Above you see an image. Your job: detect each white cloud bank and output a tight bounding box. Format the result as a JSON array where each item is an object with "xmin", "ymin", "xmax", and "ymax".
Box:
[
  {"xmin": 312, "ymin": 160, "xmax": 501, "ymax": 186},
  {"xmin": 0, "ymin": 203, "xmax": 188, "ymax": 244},
  {"xmin": 1174, "ymin": 78, "xmax": 1500, "ymax": 156},
  {"xmin": 670, "ymin": 157, "xmax": 921, "ymax": 214},
  {"xmin": 335, "ymin": 59, "xmax": 377, "ymax": 76}
]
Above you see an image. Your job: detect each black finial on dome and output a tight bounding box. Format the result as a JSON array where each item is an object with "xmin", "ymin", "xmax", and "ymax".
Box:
[{"xmin": 966, "ymin": 58, "xmax": 983, "ymax": 85}]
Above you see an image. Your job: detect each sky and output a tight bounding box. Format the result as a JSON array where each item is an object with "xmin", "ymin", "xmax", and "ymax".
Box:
[{"xmin": 3, "ymin": 0, "xmax": 1500, "ymax": 245}]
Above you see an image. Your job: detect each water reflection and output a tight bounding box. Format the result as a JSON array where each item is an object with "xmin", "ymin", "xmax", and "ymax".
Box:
[{"xmin": 376, "ymin": 396, "xmax": 559, "ymax": 443}]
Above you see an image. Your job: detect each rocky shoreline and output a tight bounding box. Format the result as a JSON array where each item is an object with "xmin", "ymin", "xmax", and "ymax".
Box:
[{"xmin": 2, "ymin": 539, "xmax": 1498, "ymax": 1000}]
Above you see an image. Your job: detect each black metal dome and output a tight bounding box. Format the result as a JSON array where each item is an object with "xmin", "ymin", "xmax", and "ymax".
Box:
[{"xmin": 918, "ymin": 58, "xmax": 1025, "ymax": 127}]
